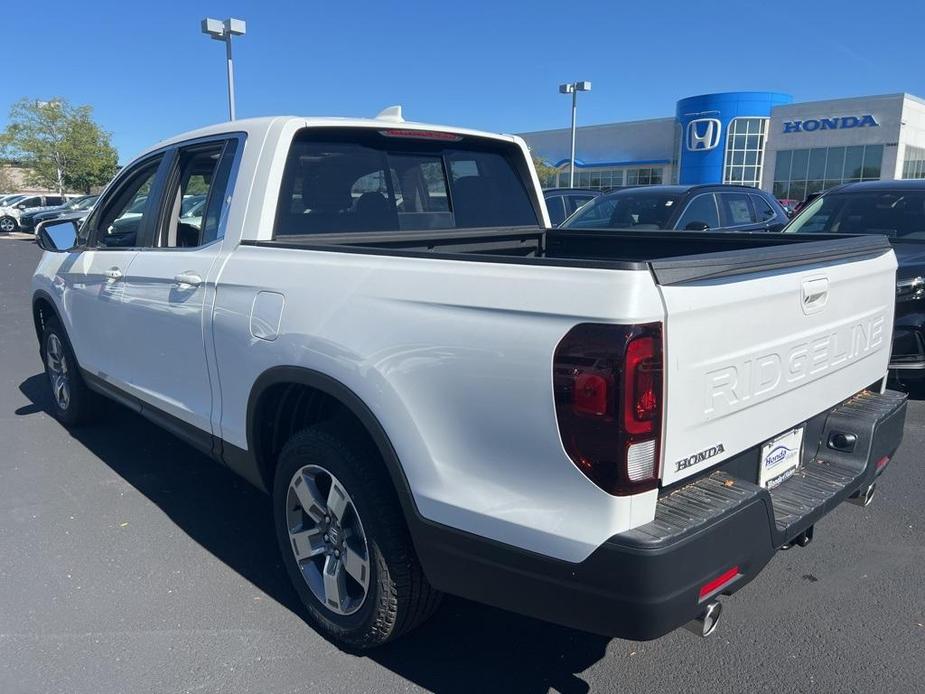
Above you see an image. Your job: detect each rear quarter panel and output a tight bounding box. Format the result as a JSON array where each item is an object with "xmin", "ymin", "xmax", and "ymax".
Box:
[{"xmin": 212, "ymin": 246, "xmax": 664, "ymax": 562}]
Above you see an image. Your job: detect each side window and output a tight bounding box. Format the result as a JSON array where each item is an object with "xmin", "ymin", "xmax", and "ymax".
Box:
[
  {"xmin": 546, "ymin": 195, "xmax": 566, "ymax": 226},
  {"xmin": 88, "ymin": 157, "xmax": 163, "ymax": 248},
  {"xmin": 157, "ymin": 139, "xmax": 236, "ymax": 248},
  {"xmin": 750, "ymin": 194, "xmax": 776, "ymax": 222},
  {"xmin": 675, "ymin": 194, "xmax": 720, "ymax": 230},
  {"xmin": 22, "ymin": 197, "xmax": 42, "ymax": 209},
  {"xmin": 719, "ymin": 193, "xmax": 755, "ymax": 226},
  {"xmin": 45, "ymin": 196, "xmax": 64, "ymax": 206},
  {"xmin": 568, "ymin": 195, "xmax": 595, "ymax": 214}
]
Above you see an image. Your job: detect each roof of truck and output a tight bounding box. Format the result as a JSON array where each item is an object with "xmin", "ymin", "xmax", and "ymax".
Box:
[{"xmin": 144, "ymin": 115, "xmax": 520, "ymax": 158}]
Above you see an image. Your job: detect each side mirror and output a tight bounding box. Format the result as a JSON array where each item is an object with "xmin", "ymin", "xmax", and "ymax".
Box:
[
  {"xmin": 16, "ymin": 204, "xmax": 26, "ymax": 210},
  {"xmin": 684, "ymin": 221, "xmax": 710, "ymax": 231},
  {"xmin": 36, "ymin": 219, "xmax": 79, "ymax": 252}
]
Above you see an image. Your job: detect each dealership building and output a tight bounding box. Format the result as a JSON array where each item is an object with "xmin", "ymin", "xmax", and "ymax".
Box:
[{"xmin": 519, "ymin": 91, "xmax": 925, "ymax": 200}]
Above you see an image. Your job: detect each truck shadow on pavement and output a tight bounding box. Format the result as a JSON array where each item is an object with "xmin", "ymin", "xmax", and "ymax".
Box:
[{"xmin": 17, "ymin": 373, "xmax": 610, "ymax": 693}]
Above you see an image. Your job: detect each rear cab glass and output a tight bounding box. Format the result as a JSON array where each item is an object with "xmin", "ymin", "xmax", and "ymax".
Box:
[{"xmin": 273, "ymin": 127, "xmax": 541, "ymax": 237}]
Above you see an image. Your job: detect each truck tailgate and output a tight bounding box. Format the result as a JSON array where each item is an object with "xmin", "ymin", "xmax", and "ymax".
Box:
[{"xmin": 655, "ymin": 239, "xmax": 897, "ymax": 486}]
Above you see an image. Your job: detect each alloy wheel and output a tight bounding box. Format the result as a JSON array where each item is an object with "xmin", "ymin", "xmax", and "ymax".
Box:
[
  {"xmin": 286, "ymin": 464, "xmax": 371, "ymax": 615},
  {"xmin": 45, "ymin": 334, "xmax": 70, "ymax": 410}
]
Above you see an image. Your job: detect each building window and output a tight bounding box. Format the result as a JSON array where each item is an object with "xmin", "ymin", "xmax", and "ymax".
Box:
[
  {"xmin": 626, "ymin": 167, "xmax": 663, "ymax": 185},
  {"xmin": 902, "ymin": 145, "xmax": 925, "ymax": 179},
  {"xmin": 723, "ymin": 118, "xmax": 768, "ymax": 188},
  {"xmin": 772, "ymin": 145, "xmax": 883, "ymax": 201},
  {"xmin": 555, "ymin": 166, "xmax": 662, "ymax": 190}
]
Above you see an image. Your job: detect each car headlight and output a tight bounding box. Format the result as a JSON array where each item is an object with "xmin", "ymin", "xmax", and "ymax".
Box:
[{"xmin": 897, "ymin": 276, "xmax": 925, "ymax": 302}]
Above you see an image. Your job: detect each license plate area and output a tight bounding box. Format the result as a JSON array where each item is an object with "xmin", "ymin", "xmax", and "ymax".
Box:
[{"xmin": 759, "ymin": 427, "xmax": 804, "ymax": 489}]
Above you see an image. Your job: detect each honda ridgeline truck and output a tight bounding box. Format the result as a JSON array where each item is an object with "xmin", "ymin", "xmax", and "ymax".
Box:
[{"xmin": 32, "ymin": 112, "xmax": 907, "ymax": 648}]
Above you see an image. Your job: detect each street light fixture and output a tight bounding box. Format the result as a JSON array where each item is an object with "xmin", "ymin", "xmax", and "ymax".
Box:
[
  {"xmin": 201, "ymin": 17, "xmax": 247, "ymax": 121},
  {"xmin": 558, "ymin": 81, "xmax": 591, "ymax": 188}
]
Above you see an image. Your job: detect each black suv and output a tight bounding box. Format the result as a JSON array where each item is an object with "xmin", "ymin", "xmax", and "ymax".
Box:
[
  {"xmin": 783, "ymin": 180, "xmax": 925, "ymax": 389},
  {"xmin": 559, "ymin": 184, "xmax": 789, "ymax": 232}
]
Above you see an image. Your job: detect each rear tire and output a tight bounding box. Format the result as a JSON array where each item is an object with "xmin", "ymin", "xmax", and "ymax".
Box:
[
  {"xmin": 41, "ymin": 318, "xmax": 95, "ymax": 426},
  {"xmin": 273, "ymin": 423, "xmax": 441, "ymax": 649}
]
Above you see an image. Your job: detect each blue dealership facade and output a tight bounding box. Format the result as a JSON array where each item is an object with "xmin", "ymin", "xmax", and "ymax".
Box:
[{"xmin": 520, "ymin": 91, "xmax": 925, "ymax": 200}]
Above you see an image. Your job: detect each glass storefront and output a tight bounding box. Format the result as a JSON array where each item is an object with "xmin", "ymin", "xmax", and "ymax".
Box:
[
  {"xmin": 772, "ymin": 144, "xmax": 883, "ymax": 200},
  {"xmin": 723, "ymin": 118, "xmax": 768, "ymax": 187},
  {"xmin": 555, "ymin": 166, "xmax": 663, "ymax": 189}
]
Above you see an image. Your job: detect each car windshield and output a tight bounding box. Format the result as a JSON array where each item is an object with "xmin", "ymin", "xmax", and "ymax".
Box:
[
  {"xmin": 560, "ymin": 190, "xmax": 681, "ymax": 230},
  {"xmin": 2, "ymin": 195, "xmax": 25, "ymax": 206},
  {"xmin": 74, "ymin": 196, "xmax": 98, "ymax": 210},
  {"xmin": 784, "ymin": 191, "xmax": 925, "ymax": 241}
]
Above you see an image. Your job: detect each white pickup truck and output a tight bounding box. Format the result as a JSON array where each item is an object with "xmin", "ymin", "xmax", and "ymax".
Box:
[{"xmin": 32, "ymin": 112, "xmax": 907, "ymax": 648}]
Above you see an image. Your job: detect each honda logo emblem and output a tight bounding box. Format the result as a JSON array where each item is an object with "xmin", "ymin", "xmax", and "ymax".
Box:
[{"xmin": 687, "ymin": 118, "xmax": 722, "ymax": 151}]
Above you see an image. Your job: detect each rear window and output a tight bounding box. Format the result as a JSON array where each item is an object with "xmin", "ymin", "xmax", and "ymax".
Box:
[
  {"xmin": 561, "ymin": 190, "xmax": 680, "ymax": 230},
  {"xmin": 785, "ymin": 191, "xmax": 925, "ymax": 240},
  {"xmin": 273, "ymin": 128, "xmax": 539, "ymax": 236}
]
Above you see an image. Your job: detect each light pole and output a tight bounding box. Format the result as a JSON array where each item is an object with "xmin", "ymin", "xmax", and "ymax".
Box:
[
  {"xmin": 201, "ymin": 17, "xmax": 247, "ymax": 121},
  {"xmin": 558, "ymin": 81, "xmax": 591, "ymax": 188}
]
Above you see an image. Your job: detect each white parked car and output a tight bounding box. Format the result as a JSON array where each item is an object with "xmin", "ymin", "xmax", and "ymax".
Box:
[
  {"xmin": 31, "ymin": 114, "xmax": 908, "ymax": 648},
  {"xmin": 0, "ymin": 193, "xmax": 79, "ymax": 232}
]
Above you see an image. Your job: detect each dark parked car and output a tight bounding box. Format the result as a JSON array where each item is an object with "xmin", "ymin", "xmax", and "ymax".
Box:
[
  {"xmin": 19, "ymin": 195, "xmax": 99, "ymax": 233},
  {"xmin": 783, "ymin": 180, "xmax": 925, "ymax": 388},
  {"xmin": 559, "ymin": 184, "xmax": 789, "ymax": 232},
  {"xmin": 543, "ymin": 187, "xmax": 600, "ymax": 226}
]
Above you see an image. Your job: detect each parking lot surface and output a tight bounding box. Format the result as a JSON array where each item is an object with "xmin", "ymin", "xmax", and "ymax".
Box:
[{"xmin": 1, "ymin": 236, "xmax": 923, "ymax": 693}]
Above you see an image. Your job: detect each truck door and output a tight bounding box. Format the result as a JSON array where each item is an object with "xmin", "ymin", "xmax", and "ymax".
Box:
[
  {"xmin": 61, "ymin": 154, "xmax": 167, "ymax": 385},
  {"xmin": 117, "ymin": 137, "xmax": 240, "ymax": 436}
]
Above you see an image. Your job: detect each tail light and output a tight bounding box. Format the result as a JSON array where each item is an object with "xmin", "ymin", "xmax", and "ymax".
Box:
[{"xmin": 553, "ymin": 323, "xmax": 663, "ymax": 495}]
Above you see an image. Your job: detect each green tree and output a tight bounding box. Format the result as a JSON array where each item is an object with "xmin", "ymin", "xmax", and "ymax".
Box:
[
  {"xmin": 531, "ymin": 154, "xmax": 559, "ymax": 189},
  {"xmin": 0, "ymin": 98, "xmax": 119, "ymax": 194}
]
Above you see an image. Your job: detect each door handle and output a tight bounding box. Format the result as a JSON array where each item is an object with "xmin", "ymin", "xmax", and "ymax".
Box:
[
  {"xmin": 103, "ymin": 267, "xmax": 123, "ymax": 281},
  {"xmin": 173, "ymin": 271, "xmax": 203, "ymax": 288}
]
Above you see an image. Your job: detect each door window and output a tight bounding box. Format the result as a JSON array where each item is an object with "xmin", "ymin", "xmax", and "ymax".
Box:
[
  {"xmin": 718, "ymin": 193, "xmax": 755, "ymax": 226},
  {"xmin": 750, "ymin": 194, "xmax": 777, "ymax": 222},
  {"xmin": 20, "ymin": 196, "xmax": 42, "ymax": 208},
  {"xmin": 157, "ymin": 139, "xmax": 237, "ymax": 248},
  {"xmin": 567, "ymin": 195, "xmax": 595, "ymax": 214},
  {"xmin": 45, "ymin": 196, "xmax": 64, "ymax": 206},
  {"xmin": 88, "ymin": 157, "xmax": 163, "ymax": 248},
  {"xmin": 546, "ymin": 196, "xmax": 566, "ymax": 225},
  {"xmin": 675, "ymin": 193, "xmax": 720, "ymax": 230}
]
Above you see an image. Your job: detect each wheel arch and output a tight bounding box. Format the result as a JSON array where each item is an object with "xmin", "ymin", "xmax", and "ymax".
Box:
[
  {"xmin": 245, "ymin": 366, "xmax": 422, "ymax": 525},
  {"xmin": 32, "ymin": 290, "xmax": 63, "ymax": 349}
]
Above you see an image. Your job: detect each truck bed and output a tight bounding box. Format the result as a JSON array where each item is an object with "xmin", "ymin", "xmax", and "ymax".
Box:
[{"xmin": 248, "ymin": 228, "xmax": 892, "ymax": 285}]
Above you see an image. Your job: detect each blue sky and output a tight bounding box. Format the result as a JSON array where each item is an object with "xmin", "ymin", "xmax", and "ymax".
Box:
[{"xmin": 5, "ymin": 0, "xmax": 925, "ymax": 163}]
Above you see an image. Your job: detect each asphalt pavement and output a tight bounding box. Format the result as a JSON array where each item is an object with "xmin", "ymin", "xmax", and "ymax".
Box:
[{"xmin": 1, "ymin": 236, "xmax": 923, "ymax": 693}]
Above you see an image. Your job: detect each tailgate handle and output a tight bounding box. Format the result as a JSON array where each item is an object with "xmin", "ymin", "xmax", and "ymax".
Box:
[{"xmin": 801, "ymin": 277, "xmax": 828, "ymax": 314}]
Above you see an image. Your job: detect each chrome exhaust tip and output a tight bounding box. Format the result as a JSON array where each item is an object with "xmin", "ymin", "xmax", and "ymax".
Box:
[
  {"xmin": 683, "ymin": 601, "xmax": 722, "ymax": 638},
  {"xmin": 849, "ymin": 482, "xmax": 876, "ymax": 508}
]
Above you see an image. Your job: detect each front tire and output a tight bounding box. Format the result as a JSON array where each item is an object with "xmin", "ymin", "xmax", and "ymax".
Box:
[
  {"xmin": 0, "ymin": 216, "xmax": 17, "ymax": 233},
  {"xmin": 273, "ymin": 424, "xmax": 441, "ymax": 649},
  {"xmin": 41, "ymin": 318, "xmax": 95, "ymax": 426}
]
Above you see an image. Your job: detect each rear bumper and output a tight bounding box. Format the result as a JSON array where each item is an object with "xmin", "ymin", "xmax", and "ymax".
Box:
[{"xmin": 413, "ymin": 389, "xmax": 907, "ymax": 640}]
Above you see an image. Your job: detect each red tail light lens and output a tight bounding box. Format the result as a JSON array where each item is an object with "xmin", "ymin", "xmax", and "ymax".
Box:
[
  {"xmin": 699, "ymin": 566, "xmax": 740, "ymax": 600},
  {"xmin": 553, "ymin": 323, "xmax": 663, "ymax": 495}
]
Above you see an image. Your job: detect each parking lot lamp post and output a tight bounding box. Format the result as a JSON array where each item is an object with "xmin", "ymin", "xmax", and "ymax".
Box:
[
  {"xmin": 558, "ymin": 81, "xmax": 591, "ymax": 188},
  {"xmin": 201, "ymin": 18, "xmax": 247, "ymax": 121}
]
